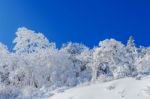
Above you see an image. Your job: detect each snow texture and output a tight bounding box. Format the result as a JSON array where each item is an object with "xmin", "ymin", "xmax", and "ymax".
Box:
[{"xmin": 50, "ymin": 77, "xmax": 150, "ymax": 99}]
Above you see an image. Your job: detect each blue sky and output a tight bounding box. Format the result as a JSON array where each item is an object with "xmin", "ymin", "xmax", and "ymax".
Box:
[{"xmin": 0, "ymin": 0, "xmax": 150, "ymax": 48}]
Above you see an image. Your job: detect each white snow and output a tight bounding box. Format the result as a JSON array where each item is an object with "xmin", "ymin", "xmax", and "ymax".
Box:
[
  {"xmin": 0, "ymin": 27, "xmax": 150, "ymax": 99},
  {"xmin": 50, "ymin": 77, "xmax": 150, "ymax": 99}
]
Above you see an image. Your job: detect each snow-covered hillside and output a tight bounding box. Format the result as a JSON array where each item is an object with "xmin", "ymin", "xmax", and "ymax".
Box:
[
  {"xmin": 0, "ymin": 27, "xmax": 150, "ymax": 99},
  {"xmin": 50, "ymin": 77, "xmax": 150, "ymax": 99}
]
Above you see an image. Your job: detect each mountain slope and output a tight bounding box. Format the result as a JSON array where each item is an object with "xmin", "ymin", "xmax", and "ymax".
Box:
[{"xmin": 50, "ymin": 77, "xmax": 150, "ymax": 99}]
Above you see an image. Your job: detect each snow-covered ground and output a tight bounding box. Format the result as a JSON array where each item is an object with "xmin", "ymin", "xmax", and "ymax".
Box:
[{"xmin": 50, "ymin": 77, "xmax": 150, "ymax": 99}]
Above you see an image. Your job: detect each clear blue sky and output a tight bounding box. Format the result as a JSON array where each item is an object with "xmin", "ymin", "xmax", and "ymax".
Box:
[{"xmin": 0, "ymin": 0, "xmax": 150, "ymax": 48}]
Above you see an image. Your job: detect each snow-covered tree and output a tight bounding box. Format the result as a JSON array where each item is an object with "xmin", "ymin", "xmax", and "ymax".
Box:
[
  {"xmin": 0, "ymin": 43, "xmax": 11, "ymax": 85},
  {"xmin": 125, "ymin": 36, "xmax": 138, "ymax": 75},
  {"xmin": 135, "ymin": 47, "xmax": 150, "ymax": 74},
  {"xmin": 127, "ymin": 36, "xmax": 136, "ymax": 54},
  {"xmin": 11, "ymin": 28, "xmax": 78, "ymax": 88},
  {"xmin": 13, "ymin": 27, "xmax": 55, "ymax": 54},
  {"xmin": 75, "ymin": 47, "xmax": 92, "ymax": 82},
  {"xmin": 60, "ymin": 42, "xmax": 92, "ymax": 83},
  {"xmin": 91, "ymin": 39, "xmax": 133, "ymax": 81}
]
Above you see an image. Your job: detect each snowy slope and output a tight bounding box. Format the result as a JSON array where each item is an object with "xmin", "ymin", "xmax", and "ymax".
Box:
[{"xmin": 50, "ymin": 77, "xmax": 150, "ymax": 99}]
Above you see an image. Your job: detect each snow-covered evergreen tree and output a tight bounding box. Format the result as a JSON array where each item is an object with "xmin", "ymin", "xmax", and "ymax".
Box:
[{"xmin": 126, "ymin": 36, "xmax": 138, "ymax": 76}]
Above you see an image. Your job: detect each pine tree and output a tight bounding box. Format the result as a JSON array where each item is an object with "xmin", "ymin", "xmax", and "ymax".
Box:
[
  {"xmin": 126, "ymin": 36, "xmax": 138, "ymax": 75},
  {"xmin": 127, "ymin": 36, "xmax": 137, "ymax": 54}
]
